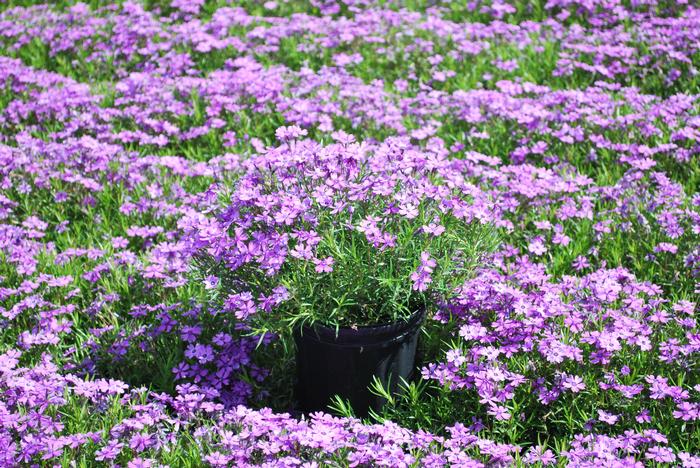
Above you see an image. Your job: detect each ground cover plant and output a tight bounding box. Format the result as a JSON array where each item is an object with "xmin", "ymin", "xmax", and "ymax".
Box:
[{"xmin": 0, "ymin": 0, "xmax": 698, "ymax": 466}]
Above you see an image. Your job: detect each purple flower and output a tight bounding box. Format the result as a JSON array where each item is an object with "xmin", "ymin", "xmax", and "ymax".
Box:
[
  {"xmin": 487, "ymin": 404, "xmax": 511, "ymax": 421},
  {"xmin": 411, "ymin": 252, "xmax": 436, "ymax": 292},
  {"xmin": 275, "ymin": 125, "xmax": 307, "ymax": 142},
  {"xmin": 95, "ymin": 441, "xmax": 123, "ymax": 462},
  {"xmin": 597, "ymin": 410, "xmax": 619, "ymax": 425},
  {"xmin": 527, "ymin": 237, "xmax": 547, "ymax": 256},
  {"xmin": 313, "ymin": 257, "xmax": 334, "ymax": 273},
  {"xmin": 204, "ymin": 276, "xmax": 219, "ymax": 290},
  {"xmin": 646, "ymin": 446, "xmax": 676, "ymax": 463},
  {"xmin": 561, "ymin": 375, "xmax": 585, "ymax": 393},
  {"xmin": 422, "ymin": 223, "xmax": 445, "ymax": 237},
  {"xmin": 129, "ymin": 433, "xmax": 154, "ymax": 452},
  {"xmin": 572, "ymin": 255, "xmax": 589, "ymax": 271}
]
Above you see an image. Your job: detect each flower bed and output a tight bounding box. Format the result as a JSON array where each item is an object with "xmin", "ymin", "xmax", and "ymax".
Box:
[{"xmin": 0, "ymin": 0, "xmax": 698, "ymax": 466}]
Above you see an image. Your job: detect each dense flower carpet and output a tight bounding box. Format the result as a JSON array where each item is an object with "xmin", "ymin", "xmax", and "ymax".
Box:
[{"xmin": 0, "ymin": 0, "xmax": 698, "ymax": 466}]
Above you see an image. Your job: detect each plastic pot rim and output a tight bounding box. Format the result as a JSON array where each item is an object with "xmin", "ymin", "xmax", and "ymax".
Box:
[{"xmin": 294, "ymin": 308, "xmax": 426, "ymax": 348}]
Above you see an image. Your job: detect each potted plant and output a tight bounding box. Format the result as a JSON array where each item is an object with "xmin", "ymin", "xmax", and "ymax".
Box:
[{"xmin": 189, "ymin": 129, "xmax": 498, "ymax": 415}]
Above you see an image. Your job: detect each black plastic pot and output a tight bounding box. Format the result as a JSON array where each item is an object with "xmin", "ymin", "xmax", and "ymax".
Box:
[{"xmin": 293, "ymin": 309, "xmax": 425, "ymax": 416}]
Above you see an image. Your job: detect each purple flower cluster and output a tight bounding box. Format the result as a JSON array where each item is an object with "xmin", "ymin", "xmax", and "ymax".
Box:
[{"xmin": 185, "ymin": 134, "xmax": 500, "ymax": 326}]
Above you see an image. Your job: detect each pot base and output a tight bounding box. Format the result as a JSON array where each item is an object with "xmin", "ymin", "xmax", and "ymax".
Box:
[{"xmin": 293, "ymin": 309, "xmax": 425, "ymax": 416}]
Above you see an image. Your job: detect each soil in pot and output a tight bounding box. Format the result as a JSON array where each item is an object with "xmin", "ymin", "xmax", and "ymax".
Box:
[{"xmin": 293, "ymin": 309, "xmax": 425, "ymax": 416}]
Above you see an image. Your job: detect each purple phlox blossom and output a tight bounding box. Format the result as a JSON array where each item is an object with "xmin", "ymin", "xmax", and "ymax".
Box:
[{"xmin": 411, "ymin": 252, "xmax": 436, "ymax": 292}]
